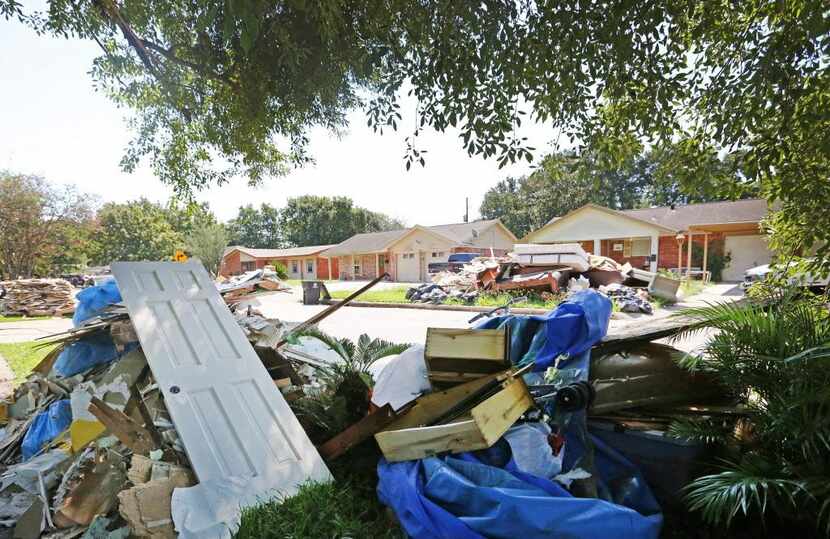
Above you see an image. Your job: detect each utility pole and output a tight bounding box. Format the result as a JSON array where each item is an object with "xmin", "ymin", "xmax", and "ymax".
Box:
[{"xmin": 464, "ymin": 197, "xmax": 469, "ymax": 223}]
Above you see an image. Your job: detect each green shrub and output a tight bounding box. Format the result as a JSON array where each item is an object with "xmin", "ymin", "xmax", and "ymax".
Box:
[
  {"xmin": 670, "ymin": 294, "xmax": 830, "ymax": 534},
  {"xmin": 270, "ymin": 261, "xmax": 289, "ymax": 279}
]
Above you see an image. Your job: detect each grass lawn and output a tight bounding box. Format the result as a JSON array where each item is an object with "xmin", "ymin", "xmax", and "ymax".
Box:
[
  {"xmin": 0, "ymin": 341, "xmax": 57, "ymax": 384},
  {"xmin": 0, "ymin": 315, "xmax": 52, "ymax": 323},
  {"xmin": 329, "ymin": 286, "xmax": 410, "ymax": 303}
]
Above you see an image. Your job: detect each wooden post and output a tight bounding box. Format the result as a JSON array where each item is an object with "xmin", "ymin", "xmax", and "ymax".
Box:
[
  {"xmin": 327, "ymin": 256, "xmax": 332, "ymax": 280},
  {"xmin": 702, "ymin": 233, "xmax": 709, "ymax": 282},
  {"xmin": 376, "ymin": 253, "xmax": 381, "ymax": 278},
  {"xmin": 593, "ymin": 238, "xmax": 601, "ymax": 256},
  {"xmin": 686, "ymin": 231, "xmax": 694, "ymax": 278},
  {"xmin": 649, "ymin": 233, "xmax": 659, "ymax": 272}
]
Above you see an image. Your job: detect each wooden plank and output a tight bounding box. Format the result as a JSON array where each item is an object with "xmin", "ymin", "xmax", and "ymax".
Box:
[
  {"xmin": 317, "ymin": 404, "xmax": 397, "ymax": 461},
  {"xmin": 88, "ymin": 397, "xmax": 159, "ymax": 455},
  {"xmin": 387, "ymin": 371, "xmax": 507, "ymax": 431},
  {"xmin": 425, "ymin": 328, "xmax": 507, "ymax": 361},
  {"xmin": 375, "ymin": 419, "xmax": 485, "ymax": 462},
  {"xmin": 471, "ymin": 378, "xmax": 533, "ymax": 446},
  {"xmin": 376, "ymin": 372, "xmax": 532, "ymax": 462}
]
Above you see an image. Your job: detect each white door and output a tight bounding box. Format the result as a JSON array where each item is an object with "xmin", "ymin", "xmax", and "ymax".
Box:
[
  {"xmin": 112, "ymin": 261, "xmax": 331, "ymax": 490},
  {"xmin": 397, "ymin": 252, "xmax": 420, "ymax": 282},
  {"xmin": 723, "ymin": 235, "xmax": 773, "ymax": 281}
]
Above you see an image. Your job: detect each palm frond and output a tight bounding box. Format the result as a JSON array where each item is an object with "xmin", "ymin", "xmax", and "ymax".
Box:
[
  {"xmin": 684, "ymin": 455, "xmax": 807, "ymax": 527},
  {"xmin": 295, "ymin": 327, "xmax": 351, "ymax": 362},
  {"xmin": 667, "ymin": 417, "xmax": 737, "ymax": 445}
]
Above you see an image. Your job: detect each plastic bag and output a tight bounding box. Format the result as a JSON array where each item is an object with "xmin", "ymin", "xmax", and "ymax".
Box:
[
  {"xmin": 73, "ymin": 279, "xmax": 122, "ymax": 327},
  {"xmin": 21, "ymin": 400, "xmax": 72, "ymax": 460}
]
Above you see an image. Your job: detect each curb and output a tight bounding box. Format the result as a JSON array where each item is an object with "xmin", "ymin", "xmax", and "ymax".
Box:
[{"xmin": 321, "ymin": 299, "xmax": 550, "ymax": 315}]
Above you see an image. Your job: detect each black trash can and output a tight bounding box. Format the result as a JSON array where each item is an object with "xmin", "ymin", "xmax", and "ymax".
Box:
[{"xmin": 301, "ymin": 280, "xmax": 322, "ymax": 305}]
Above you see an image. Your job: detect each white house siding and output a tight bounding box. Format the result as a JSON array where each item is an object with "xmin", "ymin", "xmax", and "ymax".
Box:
[
  {"xmin": 468, "ymin": 224, "xmax": 516, "ymax": 252},
  {"xmin": 388, "ymin": 229, "xmax": 456, "ymax": 282}
]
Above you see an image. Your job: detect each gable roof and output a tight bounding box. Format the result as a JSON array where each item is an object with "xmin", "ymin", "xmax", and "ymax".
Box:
[
  {"xmin": 620, "ymin": 198, "xmax": 768, "ymax": 230},
  {"xmin": 228, "ymin": 244, "xmax": 335, "ymax": 259},
  {"xmin": 323, "ymin": 219, "xmax": 514, "ymax": 256},
  {"xmin": 525, "ymin": 203, "xmax": 677, "ymax": 242}
]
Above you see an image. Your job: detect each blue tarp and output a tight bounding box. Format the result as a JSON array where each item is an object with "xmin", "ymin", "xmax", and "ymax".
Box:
[
  {"xmin": 73, "ymin": 279, "xmax": 121, "ymax": 327},
  {"xmin": 378, "ymin": 437, "xmax": 662, "ymax": 539},
  {"xmin": 21, "ymin": 400, "xmax": 72, "ymax": 460},
  {"xmin": 53, "ymin": 330, "xmax": 137, "ymax": 378},
  {"xmin": 377, "ymin": 290, "xmax": 663, "ymax": 538},
  {"xmin": 475, "ymin": 289, "xmax": 612, "ymax": 371}
]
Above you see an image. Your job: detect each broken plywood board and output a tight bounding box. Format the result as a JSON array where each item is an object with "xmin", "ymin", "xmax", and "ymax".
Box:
[
  {"xmin": 111, "ymin": 261, "xmax": 331, "ymax": 536},
  {"xmin": 375, "ymin": 377, "xmax": 532, "ymax": 462},
  {"xmin": 425, "ymin": 328, "xmax": 510, "ymax": 385}
]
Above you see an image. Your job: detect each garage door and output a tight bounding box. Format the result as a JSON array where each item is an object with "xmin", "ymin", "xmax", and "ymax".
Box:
[
  {"xmin": 397, "ymin": 252, "xmax": 420, "ymax": 282},
  {"xmin": 723, "ymin": 235, "xmax": 773, "ymax": 282}
]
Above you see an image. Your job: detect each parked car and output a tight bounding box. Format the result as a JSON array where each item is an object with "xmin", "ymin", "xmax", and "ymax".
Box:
[
  {"xmin": 428, "ymin": 253, "xmax": 480, "ymax": 274},
  {"xmin": 742, "ymin": 259, "xmax": 829, "ymax": 290}
]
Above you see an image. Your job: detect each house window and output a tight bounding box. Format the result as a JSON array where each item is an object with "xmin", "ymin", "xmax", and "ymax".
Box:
[
  {"xmin": 353, "ymin": 259, "xmax": 361, "ymax": 275},
  {"xmin": 631, "ymin": 238, "xmax": 651, "ymax": 257},
  {"xmin": 431, "ymin": 251, "xmax": 445, "ymax": 258},
  {"xmin": 291, "ymin": 261, "xmax": 299, "ymax": 273},
  {"xmin": 241, "ymin": 261, "xmax": 256, "ymax": 272},
  {"xmin": 612, "ymin": 243, "xmax": 624, "ymax": 252},
  {"xmin": 306, "ymin": 260, "xmax": 314, "ymax": 274}
]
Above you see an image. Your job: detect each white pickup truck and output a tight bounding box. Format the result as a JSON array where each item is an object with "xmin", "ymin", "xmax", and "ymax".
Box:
[{"xmin": 742, "ymin": 260, "xmax": 829, "ymax": 290}]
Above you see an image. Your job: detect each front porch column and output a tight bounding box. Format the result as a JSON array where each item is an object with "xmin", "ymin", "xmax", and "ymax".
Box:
[
  {"xmin": 376, "ymin": 253, "xmax": 380, "ymax": 278},
  {"xmin": 593, "ymin": 238, "xmax": 601, "ymax": 256},
  {"xmin": 327, "ymin": 256, "xmax": 332, "ymax": 280},
  {"xmin": 649, "ymin": 233, "xmax": 659, "ymax": 272},
  {"xmin": 702, "ymin": 233, "xmax": 709, "ymax": 282},
  {"xmin": 686, "ymin": 231, "xmax": 694, "ymax": 278}
]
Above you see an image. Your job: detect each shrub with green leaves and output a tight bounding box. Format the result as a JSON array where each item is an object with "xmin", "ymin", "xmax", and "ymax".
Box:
[{"xmin": 670, "ymin": 295, "xmax": 830, "ymax": 534}]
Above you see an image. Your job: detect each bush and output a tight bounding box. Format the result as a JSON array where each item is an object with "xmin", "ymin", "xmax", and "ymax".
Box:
[
  {"xmin": 670, "ymin": 294, "xmax": 830, "ymax": 535},
  {"xmin": 270, "ymin": 261, "xmax": 289, "ymax": 279}
]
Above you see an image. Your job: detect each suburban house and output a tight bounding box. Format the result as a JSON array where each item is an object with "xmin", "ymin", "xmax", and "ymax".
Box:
[
  {"xmin": 219, "ymin": 245, "xmax": 338, "ymax": 279},
  {"xmin": 322, "ymin": 219, "xmax": 518, "ymax": 282},
  {"xmin": 522, "ymin": 199, "xmax": 772, "ymax": 281}
]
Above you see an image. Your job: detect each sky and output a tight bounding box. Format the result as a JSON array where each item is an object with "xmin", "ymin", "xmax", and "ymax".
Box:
[{"xmin": 0, "ymin": 12, "xmax": 559, "ymax": 226}]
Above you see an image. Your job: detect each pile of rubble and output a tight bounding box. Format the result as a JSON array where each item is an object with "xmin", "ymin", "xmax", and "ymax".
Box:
[
  {"xmin": 0, "ymin": 260, "xmax": 724, "ymax": 538},
  {"xmin": 0, "ymin": 263, "xmax": 331, "ymax": 538},
  {"xmin": 419, "ymin": 243, "xmax": 681, "ymax": 313},
  {"xmin": 216, "ymin": 266, "xmax": 290, "ymax": 304},
  {"xmin": 0, "ymin": 279, "xmax": 76, "ymax": 317}
]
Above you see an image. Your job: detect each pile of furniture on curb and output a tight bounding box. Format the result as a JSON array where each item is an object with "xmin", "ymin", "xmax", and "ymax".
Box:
[
  {"xmin": 0, "ymin": 261, "xmax": 730, "ymax": 538},
  {"xmin": 0, "ymin": 279, "xmax": 76, "ymax": 317},
  {"xmin": 414, "ymin": 243, "xmax": 682, "ymax": 313}
]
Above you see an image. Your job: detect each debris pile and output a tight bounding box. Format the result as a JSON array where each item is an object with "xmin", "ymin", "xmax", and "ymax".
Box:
[
  {"xmin": 414, "ymin": 243, "xmax": 682, "ymax": 312},
  {"xmin": 0, "ymin": 279, "xmax": 76, "ymax": 317},
  {"xmin": 0, "ymin": 259, "xmax": 724, "ymax": 539},
  {"xmin": 216, "ymin": 266, "xmax": 290, "ymax": 304},
  {"xmin": 0, "ymin": 262, "xmax": 331, "ymax": 538}
]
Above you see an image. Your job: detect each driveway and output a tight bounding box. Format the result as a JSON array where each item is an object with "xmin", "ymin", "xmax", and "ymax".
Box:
[{"xmin": 0, "ymin": 317, "xmax": 73, "ymax": 343}]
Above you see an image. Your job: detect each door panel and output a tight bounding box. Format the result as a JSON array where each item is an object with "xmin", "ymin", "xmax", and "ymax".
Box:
[{"xmin": 112, "ymin": 261, "xmax": 331, "ymax": 492}]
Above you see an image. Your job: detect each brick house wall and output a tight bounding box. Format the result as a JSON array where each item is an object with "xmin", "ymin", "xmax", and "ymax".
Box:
[
  {"xmin": 220, "ymin": 251, "xmax": 241, "ymax": 276},
  {"xmin": 657, "ymin": 232, "xmax": 725, "ymax": 270}
]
